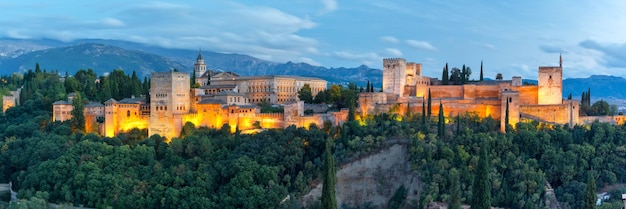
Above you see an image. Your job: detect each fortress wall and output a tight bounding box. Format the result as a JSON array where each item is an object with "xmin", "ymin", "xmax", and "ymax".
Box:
[
  {"xmin": 579, "ymin": 116, "xmax": 626, "ymax": 126},
  {"xmin": 520, "ymin": 104, "xmax": 571, "ymax": 124},
  {"xmin": 463, "ymin": 85, "xmax": 501, "ymax": 99},
  {"xmin": 429, "ymin": 86, "xmax": 463, "ymax": 99},
  {"xmin": 358, "ymin": 93, "xmax": 389, "ymax": 115},
  {"xmin": 373, "ymin": 99, "xmax": 502, "ymax": 120},
  {"xmin": 438, "ymin": 99, "xmax": 502, "ymax": 119},
  {"xmin": 304, "ymin": 104, "xmax": 330, "ymax": 113},
  {"xmin": 514, "ymin": 86, "xmax": 539, "ymax": 105}
]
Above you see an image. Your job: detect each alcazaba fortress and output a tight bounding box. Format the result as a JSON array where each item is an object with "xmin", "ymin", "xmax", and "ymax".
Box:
[{"xmin": 44, "ymin": 53, "xmax": 626, "ymax": 139}]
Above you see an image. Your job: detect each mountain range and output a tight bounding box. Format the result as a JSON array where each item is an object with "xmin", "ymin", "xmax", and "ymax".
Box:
[
  {"xmin": 0, "ymin": 39, "xmax": 382, "ymax": 86},
  {"xmin": 0, "ymin": 38, "xmax": 622, "ymax": 100}
]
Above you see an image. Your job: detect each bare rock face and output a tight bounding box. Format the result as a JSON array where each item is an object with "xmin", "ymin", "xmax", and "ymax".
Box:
[{"xmin": 302, "ymin": 144, "xmax": 421, "ymax": 208}]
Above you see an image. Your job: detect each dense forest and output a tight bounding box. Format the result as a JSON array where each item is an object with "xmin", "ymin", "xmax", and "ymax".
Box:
[{"xmin": 1, "ymin": 66, "xmax": 626, "ymax": 208}]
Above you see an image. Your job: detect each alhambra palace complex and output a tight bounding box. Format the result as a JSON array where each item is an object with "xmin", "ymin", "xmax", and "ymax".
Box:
[{"xmin": 49, "ymin": 53, "xmax": 624, "ymax": 138}]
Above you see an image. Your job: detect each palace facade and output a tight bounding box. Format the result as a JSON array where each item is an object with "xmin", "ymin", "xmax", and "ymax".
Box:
[{"xmin": 53, "ymin": 53, "xmax": 344, "ymax": 139}]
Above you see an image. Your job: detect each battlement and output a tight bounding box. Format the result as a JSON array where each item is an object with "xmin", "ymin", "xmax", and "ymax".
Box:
[{"xmin": 383, "ymin": 58, "xmax": 406, "ymax": 66}]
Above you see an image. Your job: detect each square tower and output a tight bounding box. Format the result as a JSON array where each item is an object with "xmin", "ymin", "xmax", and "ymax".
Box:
[
  {"xmin": 538, "ymin": 66, "xmax": 562, "ymax": 105},
  {"xmin": 382, "ymin": 58, "xmax": 407, "ymax": 96},
  {"xmin": 149, "ymin": 71, "xmax": 191, "ymax": 139}
]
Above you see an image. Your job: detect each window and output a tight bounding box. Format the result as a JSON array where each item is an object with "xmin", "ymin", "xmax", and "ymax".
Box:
[{"xmin": 127, "ymin": 110, "xmax": 130, "ymax": 117}]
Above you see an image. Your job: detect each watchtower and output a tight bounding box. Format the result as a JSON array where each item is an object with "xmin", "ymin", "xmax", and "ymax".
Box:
[
  {"xmin": 149, "ymin": 71, "xmax": 191, "ymax": 139},
  {"xmin": 382, "ymin": 58, "xmax": 407, "ymax": 96}
]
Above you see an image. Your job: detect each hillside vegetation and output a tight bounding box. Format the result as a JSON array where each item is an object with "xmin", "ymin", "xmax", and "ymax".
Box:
[{"xmin": 1, "ymin": 66, "xmax": 626, "ymax": 208}]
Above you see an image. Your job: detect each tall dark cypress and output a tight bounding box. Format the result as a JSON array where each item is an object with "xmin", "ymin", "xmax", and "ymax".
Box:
[
  {"xmin": 422, "ymin": 99, "xmax": 427, "ymax": 133},
  {"xmin": 438, "ymin": 101, "xmax": 445, "ymax": 138},
  {"xmin": 587, "ymin": 88, "xmax": 591, "ymax": 106},
  {"xmin": 366, "ymin": 81, "xmax": 370, "ymax": 92},
  {"xmin": 427, "ymin": 89, "xmax": 432, "ymax": 117},
  {"xmin": 583, "ymin": 170, "xmax": 596, "ymax": 209},
  {"xmin": 321, "ymin": 138, "xmax": 338, "ymax": 209},
  {"xmin": 480, "ymin": 60, "xmax": 484, "ymax": 81},
  {"xmin": 442, "ymin": 63, "xmax": 449, "ymax": 85},
  {"xmin": 470, "ymin": 142, "xmax": 491, "ymax": 209},
  {"xmin": 448, "ymin": 169, "xmax": 462, "ymax": 209},
  {"xmin": 505, "ymin": 98, "xmax": 510, "ymax": 132}
]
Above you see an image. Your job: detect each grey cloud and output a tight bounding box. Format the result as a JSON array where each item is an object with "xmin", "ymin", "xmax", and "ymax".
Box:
[{"xmin": 579, "ymin": 39, "xmax": 626, "ymax": 68}]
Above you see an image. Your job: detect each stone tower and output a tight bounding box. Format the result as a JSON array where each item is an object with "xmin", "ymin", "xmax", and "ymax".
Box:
[
  {"xmin": 149, "ymin": 71, "xmax": 191, "ymax": 139},
  {"xmin": 537, "ymin": 64, "xmax": 562, "ymax": 105},
  {"xmin": 104, "ymin": 99, "xmax": 118, "ymax": 137},
  {"xmin": 382, "ymin": 58, "xmax": 407, "ymax": 96}
]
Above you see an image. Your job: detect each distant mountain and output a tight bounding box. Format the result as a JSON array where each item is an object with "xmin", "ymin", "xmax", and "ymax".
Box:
[
  {"xmin": 4, "ymin": 38, "xmax": 624, "ymax": 99},
  {"xmin": 0, "ymin": 38, "xmax": 382, "ymax": 86},
  {"xmin": 0, "ymin": 43, "xmax": 186, "ymax": 77},
  {"xmin": 563, "ymin": 75, "xmax": 626, "ymax": 99}
]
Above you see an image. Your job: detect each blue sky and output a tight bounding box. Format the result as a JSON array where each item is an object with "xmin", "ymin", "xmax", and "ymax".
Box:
[{"xmin": 1, "ymin": 0, "xmax": 626, "ymax": 79}]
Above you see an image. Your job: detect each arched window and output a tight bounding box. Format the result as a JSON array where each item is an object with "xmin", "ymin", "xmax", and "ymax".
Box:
[{"xmin": 127, "ymin": 110, "xmax": 130, "ymax": 117}]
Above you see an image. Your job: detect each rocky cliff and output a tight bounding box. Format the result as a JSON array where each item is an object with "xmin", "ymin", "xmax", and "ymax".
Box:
[{"xmin": 302, "ymin": 144, "xmax": 421, "ymax": 208}]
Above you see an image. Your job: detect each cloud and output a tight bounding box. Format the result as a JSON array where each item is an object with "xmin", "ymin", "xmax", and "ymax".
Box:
[
  {"xmin": 331, "ymin": 51, "xmax": 380, "ymax": 62},
  {"xmin": 100, "ymin": 18, "xmax": 125, "ymax": 27},
  {"xmin": 539, "ymin": 45, "xmax": 565, "ymax": 54},
  {"xmin": 380, "ymin": 36, "xmax": 399, "ymax": 43},
  {"xmin": 483, "ymin": 43, "xmax": 496, "ymax": 50},
  {"xmin": 299, "ymin": 57, "xmax": 321, "ymax": 66},
  {"xmin": 406, "ymin": 40, "xmax": 437, "ymax": 51},
  {"xmin": 579, "ymin": 39, "xmax": 626, "ymax": 68},
  {"xmin": 321, "ymin": 0, "xmax": 338, "ymax": 13},
  {"xmin": 385, "ymin": 48, "xmax": 402, "ymax": 57}
]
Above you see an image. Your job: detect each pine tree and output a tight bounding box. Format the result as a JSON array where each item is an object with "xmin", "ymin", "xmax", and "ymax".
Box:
[
  {"xmin": 71, "ymin": 92, "xmax": 86, "ymax": 132},
  {"xmin": 583, "ymin": 170, "xmax": 596, "ymax": 209},
  {"xmin": 448, "ymin": 169, "xmax": 462, "ymax": 209},
  {"xmin": 480, "ymin": 60, "xmax": 484, "ymax": 81},
  {"xmin": 470, "ymin": 142, "xmax": 491, "ymax": 209},
  {"xmin": 438, "ymin": 101, "xmax": 445, "ymax": 139},
  {"xmin": 427, "ymin": 89, "xmax": 432, "ymax": 117},
  {"xmin": 321, "ymin": 138, "xmax": 338, "ymax": 209}
]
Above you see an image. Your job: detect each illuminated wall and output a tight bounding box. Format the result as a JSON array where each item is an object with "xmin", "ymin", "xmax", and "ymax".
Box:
[{"xmin": 2, "ymin": 96, "xmax": 15, "ymax": 113}]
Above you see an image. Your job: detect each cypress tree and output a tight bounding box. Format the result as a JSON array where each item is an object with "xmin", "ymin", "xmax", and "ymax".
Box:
[
  {"xmin": 583, "ymin": 170, "xmax": 596, "ymax": 209},
  {"xmin": 427, "ymin": 89, "xmax": 432, "ymax": 117},
  {"xmin": 470, "ymin": 142, "xmax": 491, "ymax": 209},
  {"xmin": 442, "ymin": 63, "xmax": 449, "ymax": 85},
  {"xmin": 438, "ymin": 101, "xmax": 445, "ymax": 138},
  {"xmin": 587, "ymin": 88, "xmax": 591, "ymax": 106},
  {"xmin": 321, "ymin": 138, "xmax": 338, "ymax": 209},
  {"xmin": 480, "ymin": 60, "xmax": 484, "ymax": 81},
  {"xmin": 505, "ymin": 98, "xmax": 510, "ymax": 132},
  {"xmin": 448, "ymin": 169, "xmax": 462, "ymax": 209},
  {"xmin": 456, "ymin": 114, "xmax": 460, "ymax": 136},
  {"xmin": 191, "ymin": 70, "xmax": 197, "ymax": 87},
  {"xmin": 422, "ymin": 99, "xmax": 427, "ymax": 133},
  {"xmin": 71, "ymin": 92, "xmax": 86, "ymax": 132},
  {"xmin": 366, "ymin": 81, "xmax": 371, "ymax": 92}
]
